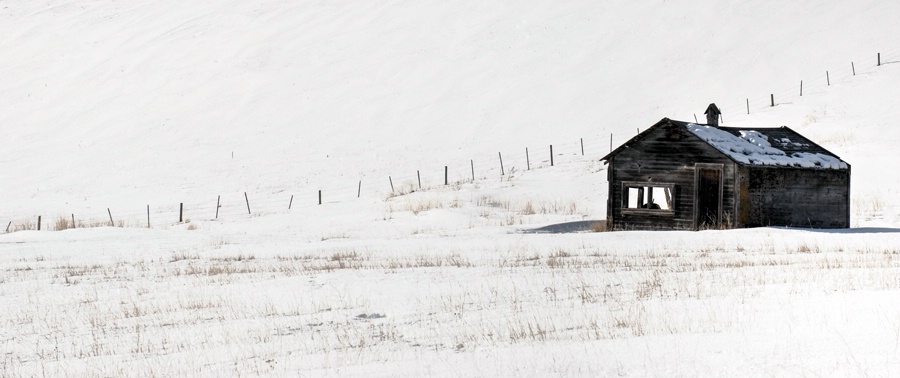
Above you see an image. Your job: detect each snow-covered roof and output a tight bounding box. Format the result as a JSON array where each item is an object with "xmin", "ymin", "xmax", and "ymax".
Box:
[{"xmin": 686, "ymin": 123, "xmax": 848, "ymax": 169}]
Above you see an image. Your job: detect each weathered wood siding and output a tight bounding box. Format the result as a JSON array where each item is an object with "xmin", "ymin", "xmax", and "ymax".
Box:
[
  {"xmin": 742, "ymin": 167, "xmax": 850, "ymax": 228},
  {"xmin": 608, "ymin": 121, "xmax": 737, "ymax": 230}
]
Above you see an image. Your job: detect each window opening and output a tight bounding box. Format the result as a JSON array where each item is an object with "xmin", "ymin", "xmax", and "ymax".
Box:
[{"xmin": 624, "ymin": 185, "xmax": 673, "ymax": 210}]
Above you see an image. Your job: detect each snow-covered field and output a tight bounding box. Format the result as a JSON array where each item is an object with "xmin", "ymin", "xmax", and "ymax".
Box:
[{"xmin": 3, "ymin": 1, "xmax": 900, "ymax": 376}]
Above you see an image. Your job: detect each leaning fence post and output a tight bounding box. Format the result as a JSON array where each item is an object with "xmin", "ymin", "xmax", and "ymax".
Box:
[
  {"xmin": 244, "ymin": 192, "xmax": 251, "ymax": 214},
  {"xmin": 580, "ymin": 138, "xmax": 584, "ymax": 156},
  {"xmin": 107, "ymin": 209, "xmax": 114, "ymax": 227},
  {"xmin": 852, "ymin": 61, "xmax": 856, "ymax": 75},
  {"xmin": 390, "ymin": 176, "xmax": 395, "ymax": 193},
  {"xmin": 826, "ymin": 71, "xmax": 830, "ymax": 86},
  {"xmin": 5, "ymin": 221, "xmax": 10, "ymax": 233},
  {"xmin": 216, "ymin": 196, "xmax": 221, "ymax": 218},
  {"xmin": 470, "ymin": 160, "xmax": 475, "ymax": 182},
  {"xmin": 358, "ymin": 181, "xmax": 362, "ymax": 198},
  {"xmin": 288, "ymin": 194, "xmax": 293, "ymax": 209},
  {"xmin": 498, "ymin": 152, "xmax": 505, "ymax": 176},
  {"xmin": 526, "ymin": 148, "xmax": 531, "ymax": 170},
  {"xmin": 550, "ymin": 145, "xmax": 554, "ymax": 166}
]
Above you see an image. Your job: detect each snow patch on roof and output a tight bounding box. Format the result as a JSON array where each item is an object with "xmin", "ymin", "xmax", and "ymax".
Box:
[{"xmin": 686, "ymin": 124, "xmax": 848, "ymax": 169}]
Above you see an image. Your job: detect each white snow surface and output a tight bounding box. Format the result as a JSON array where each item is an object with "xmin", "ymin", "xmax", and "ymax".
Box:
[
  {"xmin": 686, "ymin": 124, "xmax": 849, "ymax": 169},
  {"xmin": 3, "ymin": 1, "xmax": 900, "ymax": 376}
]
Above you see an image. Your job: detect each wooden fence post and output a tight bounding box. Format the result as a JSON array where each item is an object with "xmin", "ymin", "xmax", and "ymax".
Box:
[
  {"xmin": 580, "ymin": 138, "xmax": 584, "ymax": 156},
  {"xmin": 526, "ymin": 148, "xmax": 531, "ymax": 170},
  {"xmin": 390, "ymin": 176, "xmax": 395, "ymax": 193},
  {"xmin": 417, "ymin": 171, "xmax": 421, "ymax": 189},
  {"xmin": 72, "ymin": 214, "xmax": 76, "ymax": 229},
  {"xmin": 216, "ymin": 196, "xmax": 221, "ymax": 218},
  {"xmin": 244, "ymin": 192, "xmax": 251, "ymax": 214},
  {"xmin": 444, "ymin": 166, "xmax": 448, "ymax": 185},
  {"xmin": 852, "ymin": 61, "xmax": 856, "ymax": 75},
  {"xmin": 358, "ymin": 181, "xmax": 362, "ymax": 198},
  {"xmin": 147, "ymin": 205, "xmax": 150, "ymax": 228},
  {"xmin": 800, "ymin": 80, "xmax": 803, "ymax": 96},
  {"xmin": 550, "ymin": 145, "xmax": 554, "ymax": 166},
  {"xmin": 499, "ymin": 152, "xmax": 505, "ymax": 176},
  {"xmin": 470, "ymin": 160, "xmax": 475, "ymax": 182},
  {"xmin": 770, "ymin": 94, "xmax": 774, "ymax": 107},
  {"xmin": 826, "ymin": 71, "xmax": 830, "ymax": 86},
  {"xmin": 179, "ymin": 203, "xmax": 184, "ymax": 223},
  {"xmin": 37, "ymin": 216, "xmax": 41, "ymax": 231},
  {"xmin": 5, "ymin": 221, "xmax": 10, "ymax": 233},
  {"xmin": 878, "ymin": 52, "xmax": 881, "ymax": 66},
  {"xmin": 107, "ymin": 209, "xmax": 114, "ymax": 227},
  {"xmin": 746, "ymin": 98, "xmax": 749, "ymax": 114},
  {"xmin": 318, "ymin": 190, "xmax": 322, "ymax": 205},
  {"xmin": 609, "ymin": 133, "xmax": 613, "ymax": 152},
  {"xmin": 288, "ymin": 194, "xmax": 293, "ymax": 209}
]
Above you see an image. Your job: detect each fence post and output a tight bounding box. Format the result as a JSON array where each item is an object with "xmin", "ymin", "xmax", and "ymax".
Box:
[
  {"xmin": 693, "ymin": 114, "xmax": 698, "ymax": 123},
  {"xmin": 72, "ymin": 214, "xmax": 76, "ymax": 229},
  {"xmin": 878, "ymin": 52, "xmax": 881, "ymax": 66},
  {"xmin": 390, "ymin": 176, "xmax": 395, "ymax": 193},
  {"xmin": 499, "ymin": 152, "xmax": 505, "ymax": 176},
  {"xmin": 444, "ymin": 166, "xmax": 448, "ymax": 185},
  {"xmin": 852, "ymin": 62, "xmax": 856, "ymax": 75},
  {"xmin": 746, "ymin": 98, "xmax": 749, "ymax": 114},
  {"xmin": 550, "ymin": 145, "xmax": 554, "ymax": 166},
  {"xmin": 179, "ymin": 203, "xmax": 184, "ymax": 223},
  {"xmin": 37, "ymin": 216, "xmax": 41, "ymax": 231},
  {"xmin": 107, "ymin": 209, "xmax": 114, "ymax": 227},
  {"xmin": 609, "ymin": 133, "xmax": 613, "ymax": 152},
  {"xmin": 358, "ymin": 181, "xmax": 362, "ymax": 198},
  {"xmin": 5, "ymin": 221, "xmax": 10, "ymax": 233},
  {"xmin": 770, "ymin": 94, "xmax": 774, "ymax": 107},
  {"xmin": 147, "ymin": 205, "xmax": 150, "ymax": 228},
  {"xmin": 216, "ymin": 196, "xmax": 221, "ymax": 218},
  {"xmin": 288, "ymin": 194, "xmax": 293, "ymax": 209},
  {"xmin": 800, "ymin": 80, "xmax": 803, "ymax": 96},
  {"xmin": 318, "ymin": 190, "xmax": 322, "ymax": 205},
  {"xmin": 526, "ymin": 148, "xmax": 531, "ymax": 170},
  {"xmin": 580, "ymin": 138, "xmax": 584, "ymax": 156},
  {"xmin": 244, "ymin": 192, "xmax": 251, "ymax": 214},
  {"xmin": 417, "ymin": 171, "xmax": 421, "ymax": 189},
  {"xmin": 826, "ymin": 71, "xmax": 830, "ymax": 86},
  {"xmin": 470, "ymin": 160, "xmax": 474, "ymax": 182}
]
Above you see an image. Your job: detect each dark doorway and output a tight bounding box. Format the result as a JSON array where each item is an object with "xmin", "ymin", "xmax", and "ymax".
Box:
[{"xmin": 696, "ymin": 167, "xmax": 722, "ymax": 229}]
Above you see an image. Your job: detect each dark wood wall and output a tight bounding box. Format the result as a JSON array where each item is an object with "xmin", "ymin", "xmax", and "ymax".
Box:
[
  {"xmin": 742, "ymin": 167, "xmax": 850, "ymax": 228},
  {"xmin": 608, "ymin": 121, "xmax": 737, "ymax": 230}
]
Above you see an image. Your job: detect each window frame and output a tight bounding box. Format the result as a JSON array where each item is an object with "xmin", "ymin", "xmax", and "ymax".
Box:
[{"xmin": 621, "ymin": 181, "xmax": 676, "ymax": 216}]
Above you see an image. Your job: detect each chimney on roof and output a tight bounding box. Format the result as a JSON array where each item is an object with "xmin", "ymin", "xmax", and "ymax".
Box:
[{"xmin": 704, "ymin": 103, "xmax": 721, "ymax": 126}]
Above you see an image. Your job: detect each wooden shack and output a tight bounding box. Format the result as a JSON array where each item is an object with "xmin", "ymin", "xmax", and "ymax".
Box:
[{"xmin": 601, "ymin": 116, "xmax": 850, "ymax": 230}]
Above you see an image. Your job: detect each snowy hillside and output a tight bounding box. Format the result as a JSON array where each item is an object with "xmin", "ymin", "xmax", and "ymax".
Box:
[{"xmin": 3, "ymin": 1, "xmax": 900, "ymax": 376}]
